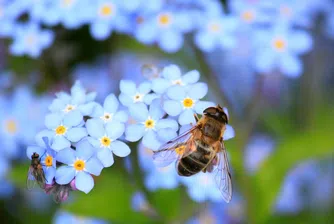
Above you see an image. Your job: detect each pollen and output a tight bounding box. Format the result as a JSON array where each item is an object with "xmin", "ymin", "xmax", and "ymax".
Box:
[
  {"xmin": 74, "ymin": 159, "xmax": 85, "ymax": 171},
  {"xmin": 62, "ymin": 0, "xmax": 74, "ymax": 7},
  {"xmin": 182, "ymin": 97, "xmax": 194, "ymax": 108},
  {"xmin": 158, "ymin": 13, "xmax": 171, "ymax": 26},
  {"xmin": 272, "ymin": 38, "xmax": 286, "ymax": 51},
  {"xmin": 172, "ymin": 79, "xmax": 183, "ymax": 85},
  {"xmin": 175, "ymin": 145, "xmax": 185, "ymax": 155},
  {"xmin": 100, "ymin": 136, "xmax": 111, "ymax": 148},
  {"xmin": 5, "ymin": 119, "xmax": 18, "ymax": 134},
  {"xmin": 144, "ymin": 118, "xmax": 155, "ymax": 129},
  {"xmin": 63, "ymin": 104, "xmax": 76, "ymax": 113},
  {"xmin": 100, "ymin": 112, "xmax": 113, "ymax": 122},
  {"xmin": 241, "ymin": 10, "xmax": 255, "ymax": 22},
  {"xmin": 100, "ymin": 4, "xmax": 113, "ymax": 17},
  {"xmin": 55, "ymin": 125, "xmax": 67, "ymax": 135},
  {"xmin": 44, "ymin": 155, "xmax": 53, "ymax": 167},
  {"xmin": 133, "ymin": 93, "xmax": 144, "ymax": 103}
]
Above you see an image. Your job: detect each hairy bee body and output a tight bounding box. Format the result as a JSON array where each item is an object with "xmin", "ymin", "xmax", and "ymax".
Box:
[{"xmin": 177, "ymin": 114, "xmax": 227, "ymax": 177}]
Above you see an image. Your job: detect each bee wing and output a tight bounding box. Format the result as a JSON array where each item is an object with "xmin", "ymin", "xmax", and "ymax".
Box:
[
  {"xmin": 26, "ymin": 166, "xmax": 37, "ymax": 191},
  {"xmin": 213, "ymin": 142, "xmax": 232, "ymax": 203},
  {"xmin": 153, "ymin": 126, "xmax": 198, "ymax": 167}
]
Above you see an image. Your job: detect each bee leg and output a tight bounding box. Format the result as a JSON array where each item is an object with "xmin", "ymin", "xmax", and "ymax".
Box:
[
  {"xmin": 194, "ymin": 114, "xmax": 199, "ymax": 122},
  {"xmin": 202, "ymin": 168, "xmax": 207, "ymax": 173}
]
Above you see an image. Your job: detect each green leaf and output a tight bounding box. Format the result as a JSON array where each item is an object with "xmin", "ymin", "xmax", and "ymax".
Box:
[
  {"xmin": 250, "ymin": 108, "xmax": 334, "ymax": 223},
  {"xmin": 9, "ymin": 162, "xmax": 29, "ymax": 188}
]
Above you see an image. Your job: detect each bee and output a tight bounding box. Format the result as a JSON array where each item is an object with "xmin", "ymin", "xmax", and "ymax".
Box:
[
  {"xmin": 153, "ymin": 105, "xmax": 232, "ymax": 202},
  {"xmin": 26, "ymin": 152, "xmax": 46, "ymax": 190}
]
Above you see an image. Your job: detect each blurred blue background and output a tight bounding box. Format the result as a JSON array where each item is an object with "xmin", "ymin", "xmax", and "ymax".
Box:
[{"xmin": 0, "ymin": 0, "xmax": 333, "ymax": 223}]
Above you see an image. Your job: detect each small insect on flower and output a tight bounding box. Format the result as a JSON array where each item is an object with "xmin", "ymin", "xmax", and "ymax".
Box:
[
  {"xmin": 153, "ymin": 105, "xmax": 233, "ymax": 203},
  {"xmin": 27, "ymin": 152, "xmax": 47, "ymax": 190}
]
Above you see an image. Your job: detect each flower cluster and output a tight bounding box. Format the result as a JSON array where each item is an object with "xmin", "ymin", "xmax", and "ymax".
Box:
[
  {"xmin": 1, "ymin": 0, "xmax": 332, "ymax": 77},
  {"xmin": 25, "ymin": 64, "xmax": 235, "ymax": 202}
]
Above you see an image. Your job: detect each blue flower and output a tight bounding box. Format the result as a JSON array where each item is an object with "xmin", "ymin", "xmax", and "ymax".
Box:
[
  {"xmin": 134, "ymin": 9, "xmax": 194, "ymax": 53},
  {"xmin": 187, "ymin": 203, "xmax": 228, "ymax": 224},
  {"xmin": 119, "ymin": 80, "xmax": 157, "ymax": 107},
  {"xmin": 145, "ymin": 163, "xmax": 180, "ymax": 191},
  {"xmin": 48, "ymin": 81, "xmax": 98, "ymax": 117},
  {"xmin": 253, "ymin": 25, "xmax": 312, "ymax": 77},
  {"xmin": 36, "ymin": 110, "xmax": 87, "ymax": 151},
  {"xmin": 86, "ymin": 118, "xmax": 130, "ymax": 167},
  {"xmin": 53, "ymin": 210, "xmax": 109, "ymax": 224},
  {"xmin": 125, "ymin": 101, "xmax": 178, "ymax": 150},
  {"xmin": 55, "ymin": 140, "xmax": 103, "ymax": 194},
  {"xmin": 194, "ymin": 13, "xmax": 238, "ymax": 52},
  {"xmin": 131, "ymin": 191, "xmax": 149, "ymax": 212},
  {"xmin": 9, "ymin": 22, "xmax": 54, "ymax": 58},
  {"xmin": 181, "ymin": 172, "xmax": 223, "ymax": 203},
  {"xmin": 151, "ymin": 64, "xmax": 200, "ymax": 94},
  {"xmin": 163, "ymin": 83, "xmax": 215, "ymax": 125},
  {"xmin": 27, "ymin": 137, "xmax": 57, "ymax": 184},
  {"xmin": 91, "ymin": 93, "xmax": 128, "ymax": 124}
]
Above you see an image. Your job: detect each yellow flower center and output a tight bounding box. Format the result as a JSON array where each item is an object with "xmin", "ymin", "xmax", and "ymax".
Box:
[
  {"xmin": 100, "ymin": 136, "xmax": 111, "ymax": 147},
  {"xmin": 182, "ymin": 97, "xmax": 194, "ymax": 108},
  {"xmin": 101, "ymin": 112, "xmax": 113, "ymax": 122},
  {"xmin": 280, "ymin": 5, "xmax": 292, "ymax": 17},
  {"xmin": 62, "ymin": 0, "xmax": 74, "ymax": 7},
  {"xmin": 175, "ymin": 145, "xmax": 185, "ymax": 155},
  {"xmin": 158, "ymin": 13, "xmax": 172, "ymax": 27},
  {"xmin": 172, "ymin": 79, "xmax": 183, "ymax": 85},
  {"xmin": 144, "ymin": 118, "xmax": 155, "ymax": 129},
  {"xmin": 55, "ymin": 125, "xmax": 67, "ymax": 135},
  {"xmin": 241, "ymin": 10, "xmax": 255, "ymax": 22},
  {"xmin": 74, "ymin": 160, "xmax": 85, "ymax": 171},
  {"xmin": 133, "ymin": 93, "xmax": 144, "ymax": 103},
  {"xmin": 25, "ymin": 35, "xmax": 37, "ymax": 46},
  {"xmin": 44, "ymin": 155, "xmax": 53, "ymax": 167},
  {"xmin": 63, "ymin": 104, "xmax": 76, "ymax": 113},
  {"xmin": 5, "ymin": 119, "xmax": 18, "ymax": 134},
  {"xmin": 272, "ymin": 38, "xmax": 286, "ymax": 51},
  {"xmin": 136, "ymin": 16, "xmax": 144, "ymax": 24},
  {"xmin": 100, "ymin": 4, "xmax": 114, "ymax": 17},
  {"xmin": 208, "ymin": 22, "xmax": 221, "ymax": 33}
]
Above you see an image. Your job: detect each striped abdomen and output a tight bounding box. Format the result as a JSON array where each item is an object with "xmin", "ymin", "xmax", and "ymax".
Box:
[{"xmin": 177, "ymin": 141, "xmax": 214, "ymax": 176}]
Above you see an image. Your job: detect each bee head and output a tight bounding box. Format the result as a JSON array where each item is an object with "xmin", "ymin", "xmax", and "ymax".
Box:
[
  {"xmin": 31, "ymin": 152, "xmax": 39, "ymax": 159},
  {"xmin": 203, "ymin": 105, "xmax": 229, "ymax": 124}
]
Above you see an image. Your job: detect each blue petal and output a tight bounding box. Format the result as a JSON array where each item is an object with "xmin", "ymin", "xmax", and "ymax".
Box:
[
  {"xmin": 289, "ymin": 31, "xmax": 312, "ymax": 54},
  {"xmin": 75, "ymin": 139, "xmax": 95, "ymax": 160},
  {"xmin": 158, "ymin": 30, "xmax": 183, "ymax": 53},
  {"xmin": 194, "ymin": 101, "xmax": 215, "ymax": 114},
  {"xmin": 138, "ymin": 81, "xmax": 151, "ymax": 94},
  {"xmin": 75, "ymin": 171, "xmax": 94, "ymax": 193},
  {"xmin": 144, "ymin": 93, "xmax": 160, "ymax": 105},
  {"xmin": 223, "ymin": 125, "xmax": 235, "ymax": 140},
  {"xmin": 52, "ymin": 136, "xmax": 71, "ymax": 151},
  {"xmin": 63, "ymin": 110, "xmax": 82, "ymax": 127},
  {"xmin": 26, "ymin": 146, "xmax": 45, "ymax": 160},
  {"xmin": 66, "ymin": 127, "xmax": 87, "ymax": 142},
  {"xmin": 55, "ymin": 166, "xmax": 75, "ymax": 185},
  {"xmin": 78, "ymin": 102, "xmax": 98, "ymax": 116},
  {"xmin": 157, "ymin": 128, "xmax": 177, "ymax": 143},
  {"xmin": 110, "ymin": 140, "xmax": 131, "ymax": 157},
  {"xmin": 90, "ymin": 21, "xmax": 112, "ymax": 40},
  {"xmin": 44, "ymin": 167, "xmax": 56, "ymax": 184},
  {"xmin": 129, "ymin": 103, "xmax": 148, "ymax": 122},
  {"xmin": 188, "ymin": 83, "xmax": 208, "ymax": 100},
  {"xmin": 135, "ymin": 22, "xmax": 157, "ymax": 44},
  {"xmin": 254, "ymin": 50, "xmax": 276, "ymax": 74},
  {"xmin": 120, "ymin": 80, "xmax": 136, "ymax": 95},
  {"xmin": 45, "ymin": 113, "xmax": 62, "ymax": 129},
  {"xmin": 114, "ymin": 110, "xmax": 128, "ymax": 123},
  {"xmin": 163, "ymin": 100, "xmax": 182, "ymax": 116},
  {"xmin": 104, "ymin": 94, "xmax": 119, "ymax": 113},
  {"xmin": 142, "ymin": 131, "xmax": 162, "ymax": 150},
  {"xmin": 48, "ymin": 99, "xmax": 66, "ymax": 112},
  {"xmin": 86, "ymin": 118, "xmax": 105, "ymax": 138},
  {"xmin": 90, "ymin": 103, "xmax": 104, "ymax": 118},
  {"xmin": 119, "ymin": 93, "xmax": 132, "ymax": 107},
  {"xmin": 279, "ymin": 54, "xmax": 302, "ymax": 78},
  {"xmin": 86, "ymin": 92, "xmax": 97, "ymax": 102},
  {"xmin": 105, "ymin": 121, "xmax": 125, "ymax": 140},
  {"xmin": 87, "ymin": 137, "xmax": 100, "ymax": 149},
  {"xmin": 178, "ymin": 109, "xmax": 196, "ymax": 126},
  {"xmin": 162, "ymin": 64, "xmax": 182, "ymax": 80},
  {"xmin": 56, "ymin": 148, "xmax": 75, "ymax": 164},
  {"xmin": 149, "ymin": 99, "xmax": 165, "ymax": 120},
  {"xmin": 125, "ymin": 124, "xmax": 145, "ymax": 142},
  {"xmin": 156, "ymin": 119, "xmax": 179, "ymax": 131},
  {"xmin": 85, "ymin": 157, "xmax": 103, "ymax": 176},
  {"xmin": 97, "ymin": 148, "xmax": 114, "ymax": 167},
  {"xmin": 35, "ymin": 130, "xmax": 54, "ymax": 148},
  {"xmin": 71, "ymin": 89, "xmax": 86, "ymax": 105},
  {"xmin": 182, "ymin": 70, "xmax": 200, "ymax": 85},
  {"xmin": 167, "ymin": 85, "xmax": 186, "ymax": 100},
  {"xmin": 194, "ymin": 31, "xmax": 216, "ymax": 52},
  {"xmin": 179, "ymin": 124, "xmax": 192, "ymax": 134},
  {"xmin": 152, "ymin": 78, "xmax": 170, "ymax": 94}
]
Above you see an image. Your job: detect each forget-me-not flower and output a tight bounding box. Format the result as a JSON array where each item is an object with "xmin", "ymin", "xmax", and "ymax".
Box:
[
  {"xmin": 9, "ymin": 23, "xmax": 54, "ymax": 58},
  {"xmin": 55, "ymin": 140, "xmax": 104, "ymax": 193},
  {"xmin": 86, "ymin": 117, "xmax": 130, "ymax": 167},
  {"xmin": 125, "ymin": 101, "xmax": 178, "ymax": 150},
  {"xmin": 151, "ymin": 64, "xmax": 200, "ymax": 94},
  {"xmin": 163, "ymin": 83, "xmax": 215, "ymax": 125},
  {"xmin": 119, "ymin": 80, "xmax": 157, "ymax": 107},
  {"xmin": 27, "ymin": 137, "xmax": 57, "ymax": 184},
  {"xmin": 36, "ymin": 110, "xmax": 87, "ymax": 151},
  {"xmin": 253, "ymin": 25, "xmax": 312, "ymax": 77},
  {"xmin": 53, "ymin": 210, "xmax": 109, "ymax": 224}
]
